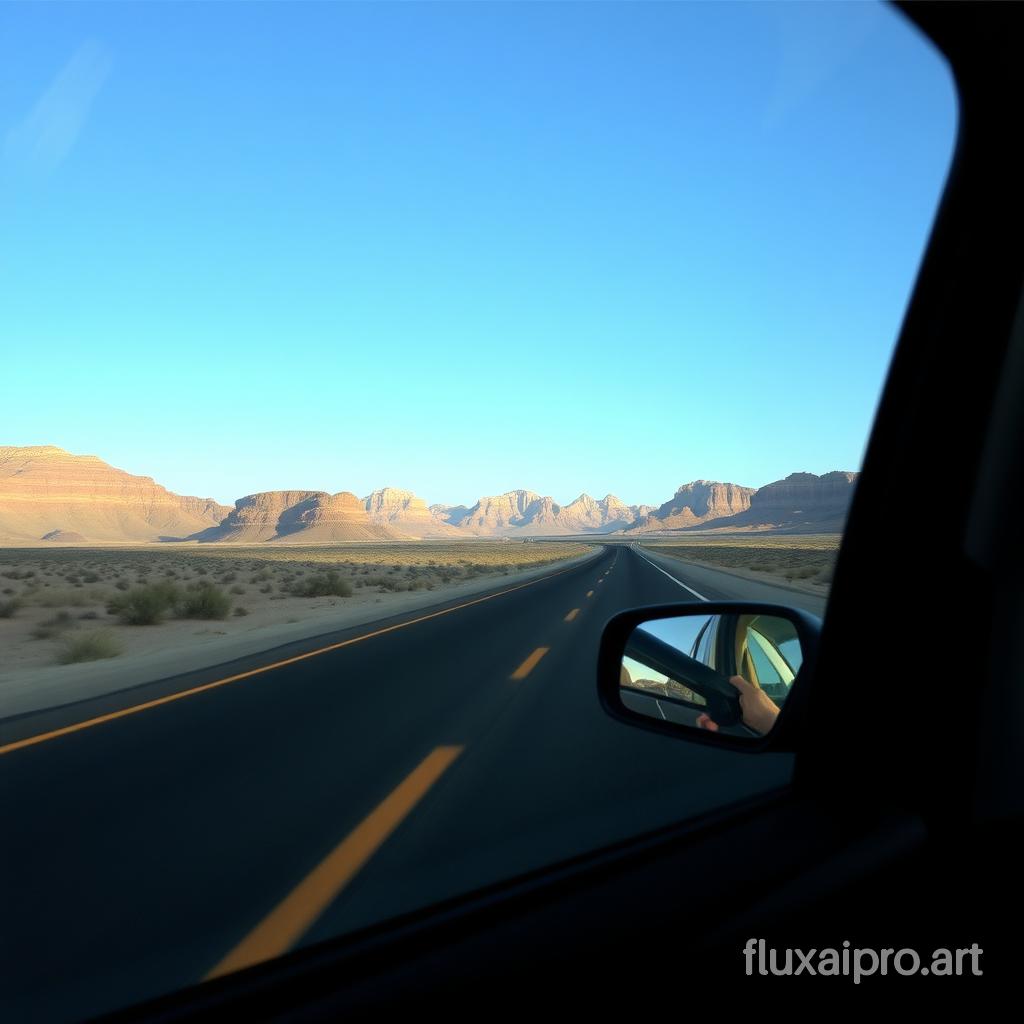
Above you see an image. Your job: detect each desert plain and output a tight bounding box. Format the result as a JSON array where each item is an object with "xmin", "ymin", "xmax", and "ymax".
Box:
[{"xmin": 0, "ymin": 542, "xmax": 592, "ymax": 675}]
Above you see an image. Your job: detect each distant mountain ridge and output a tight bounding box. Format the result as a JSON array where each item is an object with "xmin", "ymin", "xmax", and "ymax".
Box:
[
  {"xmin": 672, "ymin": 471, "xmax": 859, "ymax": 534},
  {"xmin": 363, "ymin": 488, "xmax": 458, "ymax": 538},
  {"xmin": 0, "ymin": 446, "xmax": 858, "ymax": 543},
  {"xmin": 430, "ymin": 490, "xmax": 653, "ymax": 536},
  {"xmin": 625, "ymin": 480, "xmax": 756, "ymax": 533}
]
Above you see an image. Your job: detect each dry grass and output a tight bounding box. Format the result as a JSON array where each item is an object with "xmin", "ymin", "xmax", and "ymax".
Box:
[
  {"xmin": 0, "ymin": 542, "xmax": 593, "ymax": 676},
  {"xmin": 0, "ymin": 541, "xmax": 590, "ymax": 601},
  {"xmin": 643, "ymin": 534, "xmax": 841, "ymax": 587}
]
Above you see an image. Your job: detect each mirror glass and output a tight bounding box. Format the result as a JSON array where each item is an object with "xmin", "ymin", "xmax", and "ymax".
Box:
[{"xmin": 620, "ymin": 611, "xmax": 803, "ymax": 737}]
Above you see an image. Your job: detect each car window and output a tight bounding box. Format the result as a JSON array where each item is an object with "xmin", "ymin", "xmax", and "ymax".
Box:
[{"xmin": 0, "ymin": 2, "xmax": 955, "ymax": 1018}]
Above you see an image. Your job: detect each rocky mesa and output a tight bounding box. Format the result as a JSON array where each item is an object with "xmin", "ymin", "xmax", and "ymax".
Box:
[
  {"xmin": 632, "ymin": 472, "xmax": 859, "ymax": 534},
  {"xmin": 0, "ymin": 446, "xmax": 230, "ymax": 543},
  {"xmin": 194, "ymin": 491, "xmax": 405, "ymax": 543},
  {"xmin": 625, "ymin": 481, "xmax": 756, "ymax": 533},
  {"xmin": 363, "ymin": 488, "xmax": 459, "ymax": 538}
]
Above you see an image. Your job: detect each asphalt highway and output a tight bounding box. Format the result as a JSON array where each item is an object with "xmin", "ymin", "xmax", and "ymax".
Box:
[{"xmin": 0, "ymin": 544, "xmax": 806, "ymax": 1021}]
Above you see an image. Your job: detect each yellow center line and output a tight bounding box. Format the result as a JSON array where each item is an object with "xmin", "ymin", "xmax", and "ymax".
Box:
[
  {"xmin": 205, "ymin": 745, "xmax": 463, "ymax": 980},
  {"xmin": 511, "ymin": 647, "xmax": 549, "ymax": 680},
  {"xmin": 0, "ymin": 558, "xmax": 593, "ymax": 758},
  {"xmin": 586, "ymin": 590, "xmax": 594, "ymax": 598},
  {"xmin": 564, "ymin": 608, "xmax": 580, "ymax": 622}
]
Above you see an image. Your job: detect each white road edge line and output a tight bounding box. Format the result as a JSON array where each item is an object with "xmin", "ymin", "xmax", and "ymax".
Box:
[{"xmin": 631, "ymin": 545, "xmax": 709, "ymax": 602}]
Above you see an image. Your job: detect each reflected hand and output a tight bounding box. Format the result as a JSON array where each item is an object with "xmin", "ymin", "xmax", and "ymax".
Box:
[{"xmin": 696, "ymin": 675, "xmax": 780, "ymax": 736}]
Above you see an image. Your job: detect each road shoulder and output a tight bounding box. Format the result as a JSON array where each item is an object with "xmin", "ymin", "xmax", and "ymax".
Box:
[{"xmin": 0, "ymin": 549, "xmax": 602, "ymax": 721}]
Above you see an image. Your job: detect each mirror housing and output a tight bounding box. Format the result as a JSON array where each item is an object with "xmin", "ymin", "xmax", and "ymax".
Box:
[{"xmin": 597, "ymin": 602, "xmax": 821, "ymax": 752}]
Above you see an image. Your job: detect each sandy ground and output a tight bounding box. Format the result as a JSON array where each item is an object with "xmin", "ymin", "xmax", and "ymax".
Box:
[{"xmin": 0, "ymin": 543, "xmax": 597, "ymax": 718}]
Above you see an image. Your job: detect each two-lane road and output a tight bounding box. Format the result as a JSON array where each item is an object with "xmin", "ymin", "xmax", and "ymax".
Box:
[{"xmin": 0, "ymin": 544, "xmax": 803, "ymax": 1021}]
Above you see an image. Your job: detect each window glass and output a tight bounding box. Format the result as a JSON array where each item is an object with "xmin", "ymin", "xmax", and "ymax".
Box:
[{"xmin": 0, "ymin": 2, "xmax": 956, "ymax": 1019}]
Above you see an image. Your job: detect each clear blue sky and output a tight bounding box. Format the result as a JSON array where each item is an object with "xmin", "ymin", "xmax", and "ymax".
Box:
[{"xmin": 0, "ymin": 1, "xmax": 956, "ymax": 508}]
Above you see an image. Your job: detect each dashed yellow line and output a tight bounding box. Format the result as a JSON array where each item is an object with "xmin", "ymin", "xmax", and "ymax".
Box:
[
  {"xmin": 206, "ymin": 745, "xmax": 463, "ymax": 979},
  {"xmin": 511, "ymin": 647, "xmax": 549, "ymax": 680},
  {"xmin": 564, "ymin": 608, "xmax": 580, "ymax": 622}
]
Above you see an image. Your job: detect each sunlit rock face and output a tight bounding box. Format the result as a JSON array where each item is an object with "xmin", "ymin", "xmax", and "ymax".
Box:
[
  {"xmin": 0, "ymin": 445, "xmax": 230, "ymax": 542},
  {"xmin": 197, "ymin": 490, "xmax": 404, "ymax": 543},
  {"xmin": 447, "ymin": 490, "xmax": 649, "ymax": 536},
  {"xmin": 364, "ymin": 488, "xmax": 458, "ymax": 538},
  {"xmin": 624, "ymin": 480, "xmax": 756, "ymax": 533},
  {"xmin": 626, "ymin": 472, "xmax": 859, "ymax": 534},
  {"xmin": 455, "ymin": 490, "xmax": 544, "ymax": 535}
]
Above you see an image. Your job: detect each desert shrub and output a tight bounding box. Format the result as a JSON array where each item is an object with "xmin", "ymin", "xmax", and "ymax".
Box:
[
  {"xmin": 0, "ymin": 597, "xmax": 23, "ymax": 618},
  {"xmin": 786, "ymin": 566, "xmax": 818, "ymax": 580},
  {"xmin": 83, "ymin": 573, "xmax": 100, "ymax": 583},
  {"xmin": 114, "ymin": 579, "xmax": 131, "ymax": 591},
  {"xmin": 57, "ymin": 630, "xmax": 122, "ymax": 664},
  {"xmin": 233, "ymin": 606, "xmax": 249, "ymax": 616},
  {"xmin": 291, "ymin": 572, "xmax": 353, "ymax": 598},
  {"xmin": 32, "ymin": 611, "xmax": 76, "ymax": 639},
  {"xmin": 177, "ymin": 581, "xmax": 231, "ymax": 620},
  {"xmin": 230, "ymin": 584, "xmax": 246, "ymax": 595},
  {"xmin": 78, "ymin": 610, "xmax": 100, "ymax": 620},
  {"xmin": 29, "ymin": 587, "xmax": 103, "ymax": 608},
  {"xmin": 250, "ymin": 569, "xmax": 272, "ymax": 583},
  {"xmin": 107, "ymin": 581, "xmax": 181, "ymax": 625}
]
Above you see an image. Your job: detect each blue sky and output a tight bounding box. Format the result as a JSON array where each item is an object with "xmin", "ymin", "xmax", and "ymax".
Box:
[{"xmin": 0, "ymin": 2, "xmax": 956, "ymax": 508}]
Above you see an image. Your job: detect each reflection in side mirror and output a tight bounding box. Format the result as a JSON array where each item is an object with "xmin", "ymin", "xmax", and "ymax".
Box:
[{"xmin": 599, "ymin": 603, "xmax": 819, "ymax": 747}]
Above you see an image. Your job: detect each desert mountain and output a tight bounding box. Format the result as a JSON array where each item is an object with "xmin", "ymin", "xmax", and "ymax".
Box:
[
  {"xmin": 630, "ymin": 472, "xmax": 859, "ymax": 534},
  {"xmin": 430, "ymin": 503, "xmax": 472, "ymax": 528},
  {"xmin": 440, "ymin": 489, "xmax": 651, "ymax": 536},
  {"xmin": 193, "ymin": 491, "xmax": 404, "ymax": 543},
  {"xmin": 0, "ymin": 446, "xmax": 230, "ymax": 543},
  {"xmin": 625, "ymin": 481, "xmax": 756, "ymax": 533},
  {"xmin": 0, "ymin": 446, "xmax": 859, "ymax": 543},
  {"xmin": 363, "ymin": 488, "xmax": 459, "ymax": 538}
]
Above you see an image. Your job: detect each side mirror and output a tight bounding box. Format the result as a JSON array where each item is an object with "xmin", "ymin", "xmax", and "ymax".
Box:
[{"xmin": 597, "ymin": 602, "xmax": 820, "ymax": 750}]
